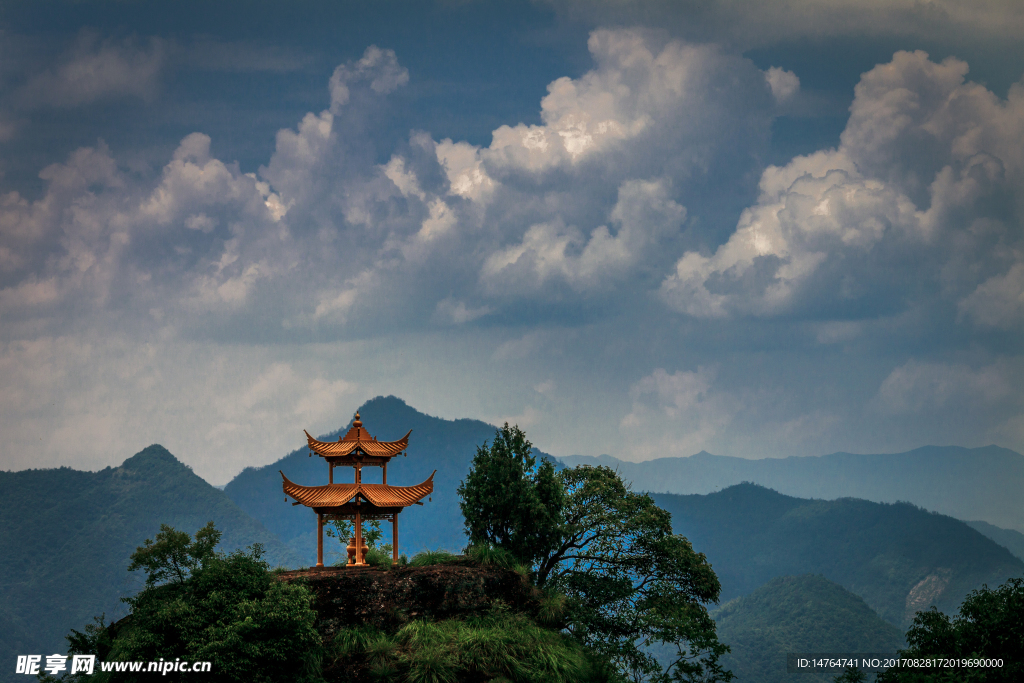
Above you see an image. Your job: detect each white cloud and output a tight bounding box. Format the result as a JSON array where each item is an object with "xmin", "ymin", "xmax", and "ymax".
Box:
[
  {"xmin": 661, "ymin": 50, "xmax": 1024, "ymax": 325},
  {"xmin": 433, "ymin": 297, "xmax": 492, "ymax": 325},
  {"xmin": 329, "ymin": 45, "xmax": 409, "ymax": 111},
  {"xmin": 875, "ymin": 360, "xmax": 1011, "ymax": 414},
  {"xmin": 20, "ymin": 31, "xmax": 164, "ymax": 107},
  {"xmin": 482, "ymin": 178, "xmax": 685, "ymax": 293},
  {"xmin": 765, "ymin": 66, "xmax": 800, "ymax": 104},
  {"xmin": 620, "ymin": 366, "xmax": 735, "ymax": 459},
  {"xmin": 4, "ymin": 29, "xmax": 1024, "ymax": 479},
  {"xmin": 0, "ymin": 334, "xmax": 357, "ymax": 481},
  {"xmin": 958, "ymin": 263, "xmax": 1024, "ymax": 327},
  {"xmin": 478, "ymin": 30, "xmax": 769, "ymax": 178}
]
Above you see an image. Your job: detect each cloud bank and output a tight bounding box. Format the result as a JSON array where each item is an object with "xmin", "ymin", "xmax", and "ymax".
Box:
[{"xmin": 2, "ymin": 32, "xmax": 1022, "ymax": 480}]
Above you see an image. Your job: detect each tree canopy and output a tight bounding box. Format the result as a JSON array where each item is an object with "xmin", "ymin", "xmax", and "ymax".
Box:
[
  {"xmin": 457, "ymin": 423, "xmax": 563, "ymax": 566},
  {"xmin": 458, "ymin": 425, "xmax": 732, "ymax": 682},
  {"xmin": 126, "ymin": 521, "xmax": 220, "ymax": 587},
  {"xmin": 77, "ymin": 523, "xmax": 323, "ymax": 682},
  {"xmin": 877, "ymin": 577, "xmax": 1024, "ymax": 683}
]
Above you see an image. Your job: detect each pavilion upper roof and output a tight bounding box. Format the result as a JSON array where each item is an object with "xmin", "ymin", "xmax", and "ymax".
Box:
[
  {"xmin": 305, "ymin": 412, "xmax": 411, "ymax": 459},
  {"xmin": 280, "ymin": 470, "xmax": 434, "ymax": 509}
]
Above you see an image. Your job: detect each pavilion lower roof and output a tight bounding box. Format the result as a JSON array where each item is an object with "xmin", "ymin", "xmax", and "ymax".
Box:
[
  {"xmin": 281, "ymin": 470, "xmax": 434, "ymax": 509},
  {"xmin": 304, "ymin": 429, "xmax": 411, "ymax": 459}
]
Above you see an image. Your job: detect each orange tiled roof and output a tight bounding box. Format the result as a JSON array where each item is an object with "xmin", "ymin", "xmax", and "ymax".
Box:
[
  {"xmin": 281, "ymin": 470, "xmax": 435, "ymax": 509},
  {"xmin": 304, "ymin": 412, "xmax": 411, "ymax": 459}
]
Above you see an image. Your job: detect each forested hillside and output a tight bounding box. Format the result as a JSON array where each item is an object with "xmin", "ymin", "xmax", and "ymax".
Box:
[
  {"xmin": 564, "ymin": 446, "xmax": 1024, "ymax": 533},
  {"xmin": 654, "ymin": 484, "xmax": 1024, "ymax": 626},
  {"xmin": 713, "ymin": 575, "xmax": 905, "ymax": 683},
  {"xmin": 0, "ymin": 446, "xmax": 300, "ymax": 683},
  {"xmin": 965, "ymin": 520, "xmax": 1024, "ymax": 562}
]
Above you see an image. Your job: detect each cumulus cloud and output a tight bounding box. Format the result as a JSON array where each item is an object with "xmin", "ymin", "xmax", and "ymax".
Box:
[
  {"xmin": 875, "ymin": 360, "xmax": 1011, "ymax": 414},
  {"xmin": 481, "ymin": 179, "xmax": 685, "ymax": 294},
  {"xmin": 619, "ymin": 366, "xmax": 735, "ymax": 459},
  {"xmin": 4, "ymin": 29, "xmax": 1024, "ymax": 476},
  {"xmin": 765, "ymin": 66, "xmax": 800, "ymax": 104},
  {"xmin": 20, "ymin": 31, "xmax": 165, "ymax": 107},
  {"xmin": 328, "ymin": 45, "xmax": 409, "ymax": 111},
  {"xmin": 661, "ymin": 50, "xmax": 1024, "ymax": 328},
  {"xmin": 958, "ymin": 264, "xmax": 1024, "ymax": 327}
]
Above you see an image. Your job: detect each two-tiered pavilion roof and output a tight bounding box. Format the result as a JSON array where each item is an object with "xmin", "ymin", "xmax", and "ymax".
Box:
[{"xmin": 281, "ymin": 412, "xmax": 432, "ymax": 567}]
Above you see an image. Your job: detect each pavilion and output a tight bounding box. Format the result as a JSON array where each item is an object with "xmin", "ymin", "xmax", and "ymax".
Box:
[{"xmin": 281, "ymin": 412, "xmax": 433, "ymax": 567}]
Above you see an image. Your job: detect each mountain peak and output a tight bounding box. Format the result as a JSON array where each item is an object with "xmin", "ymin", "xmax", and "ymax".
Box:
[{"xmin": 119, "ymin": 444, "xmax": 193, "ymax": 475}]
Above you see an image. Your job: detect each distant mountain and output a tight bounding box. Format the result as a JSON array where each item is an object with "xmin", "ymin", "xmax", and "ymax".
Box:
[
  {"xmin": 965, "ymin": 520, "xmax": 1024, "ymax": 563},
  {"xmin": 0, "ymin": 445, "xmax": 301, "ymax": 683},
  {"xmin": 224, "ymin": 396, "xmax": 529, "ymax": 564},
  {"xmin": 713, "ymin": 575, "xmax": 905, "ymax": 683},
  {"xmin": 653, "ymin": 484, "xmax": 1024, "ymax": 627},
  {"xmin": 562, "ymin": 446, "xmax": 1024, "ymax": 533}
]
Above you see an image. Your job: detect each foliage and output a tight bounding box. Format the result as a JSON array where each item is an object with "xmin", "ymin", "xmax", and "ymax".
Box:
[
  {"xmin": 88, "ymin": 524, "xmax": 323, "ymax": 682},
  {"xmin": 327, "ymin": 611, "xmax": 617, "ymax": 683},
  {"xmin": 709, "ymin": 575, "xmax": 903, "ymax": 683},
  {"xmin": 544, "ymin": 465, "xmax": 731, "ymax": 683},
  {"xmin": 834, "ymin": 667, "xmax": 869, "ymax": 683},
  {"xmin": 457, "ymin": 423, "xmax": 564, "ymax": 566},
  {"xmin": 466, "ymin": 543, "xmax": 519, "ymax": 569},
  {"xmin": 126, "ymin": 521, "xmax": 220, "ymax": 586},
  {"xmin": 409, "ymin": 550, "xmax": 460, "ymax": 567},
  {"xmin": 458, "ymin": 425, "xmax": 732, "ymax": 682},
  {"xmin": 876, "ymin": 577, "xmax": 1024, "ymax": 683},
  {"xmin": 326, "ymin": 518, "xmax": 384, "ymax": 550},
  {"xmin": 0, "ymin": 445, "xmax": 302, "ymax": 676}
]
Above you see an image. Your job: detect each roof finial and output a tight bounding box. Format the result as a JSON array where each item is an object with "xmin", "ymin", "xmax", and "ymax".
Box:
[{"xmin": 353, "ymin": 411, "xmax": 362, "ymax": 428}]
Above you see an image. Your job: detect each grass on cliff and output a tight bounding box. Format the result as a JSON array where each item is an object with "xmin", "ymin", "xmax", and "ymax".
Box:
[{"xmin": 328, "ymin": 610, "xmax": 614, "ymax": 683}]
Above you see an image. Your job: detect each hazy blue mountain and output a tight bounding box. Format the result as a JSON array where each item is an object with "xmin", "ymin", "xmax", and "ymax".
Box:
[
  {"xmin": 0, "ymin": 445, "xmax": 301, "ymax": 683},
  {"xmin": 653, "ymin": 484, "xmax": 1024, "ymax": 627},
  {"xmin": 713, "ymin": 575, "xmax": 905, "ymax": 683},
  {"xmin": 965, "ymin": 520, "xmax": 1024, "ymax": 563},
  {"xmin": 562, "ymin": 446, "xmax": 1024, "ymax": 533},
  {"xmin": 224, "ymin": 395, "xmax": 531, "ymax": 564}
]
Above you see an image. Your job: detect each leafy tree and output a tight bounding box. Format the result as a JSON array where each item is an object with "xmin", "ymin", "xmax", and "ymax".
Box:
[
  {"xmin": 877, "ymin": 577, "xmax": 1024, "ymax": 683},
  {"xmin": 326, "ymin": 518, "xmax": 383, "ymax": 548},
  {"xmin": 457, "ymin": 423, "xmax": 564, "ymax": 566},
  {"xmin": 92, "ymin": 524, "xmax": 323, "ymax": 682},
  {"xmin": 835, "ymin": 666, "xmax": 869, "ymax": 682},
  {"xmin": 126, "ymin": 521, "xmax": 220, "ymax": 586},
  {"xmin": 458, "ymin": 427, "xmax": 731, "ymax": 683}
]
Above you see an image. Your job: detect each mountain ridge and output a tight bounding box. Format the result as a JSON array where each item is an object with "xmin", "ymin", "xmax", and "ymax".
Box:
[
  {"xmin": 562, "ymin": 445, "xmax": 1024, "ymax": 532},
  {"xmin": 653, "ymin": 483, "xmax": 1024, "ymax": 627},
  {"xmin": 0, "ymin": 444, "xmax": 302, "ymax": 683},
  {"xmin": 712, "ymin": 574, "xmax": 906, "ymax": 683}
]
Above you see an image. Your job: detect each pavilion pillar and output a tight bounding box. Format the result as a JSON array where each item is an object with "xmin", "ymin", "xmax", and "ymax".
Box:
[
  {"xmin": 316, "ymin": 513, "xmax": 324, "ymax": 567},
  {"xmin": 392, "ymin": 513, "xmax": 399, "ymax": 565},
  {"xmin": 383, "ymin": 462, "xmax": 387, "ymax": 484},
  {"xmin": 329, "ymin": 462, "xmax": 333, "ymax": 484},
  {"xmin": 355, "ymin": 510, "xmax": 364, "ymax": 566}
]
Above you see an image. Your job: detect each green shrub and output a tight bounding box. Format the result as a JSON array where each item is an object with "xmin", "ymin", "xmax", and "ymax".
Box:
[
  {"xmin": 328, "ymin": 612, "xmax": 614, "ymax": 683},
  {"xmin": 466, "ymin": 543, "xmax": 518, "ymax": 569},
  {"xmin": 101, "ymin": 524, "xmax": 324, "ymax": 682},
  {"xmin": 409, "ymin": 550, "xmax": 460, "ymax": 567}
]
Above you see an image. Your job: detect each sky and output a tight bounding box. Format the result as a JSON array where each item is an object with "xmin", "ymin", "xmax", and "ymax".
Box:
[{"xmin": 1, "ymin": 0, "xmax": 1022, "ymax": 485}]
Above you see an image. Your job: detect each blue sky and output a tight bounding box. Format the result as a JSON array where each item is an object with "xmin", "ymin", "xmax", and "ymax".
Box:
[{"xmin": 1, "ymin": 0, "xmax": 1022, "ymax": 484}]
